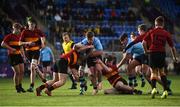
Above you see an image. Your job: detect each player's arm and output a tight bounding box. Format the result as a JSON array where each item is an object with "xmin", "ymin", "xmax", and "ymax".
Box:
[
  {"xmin": 171, "ymin": 47, "xmax": 178, "ymax": 62},
  {"xmin": 142, "ymin": 40, "xmax": 149, "ymax": 54},
  {"xmin": 20, "ymin": 46, "xmax": 27, "ymax": 62},
  {"xmin": 40, "ymin": 37, "xmax": 46, "ymax": 48},
  {"xmin": 1, "ymin": 40, "xmax": 16, "ymax": 52},
  {"xmin": 117, "ymin": 53, "xmax": 131, "ymax": 68},
  {"xmin": 95, "ymin": 59, "xmax": 112, "ymax": 72},
  {"xmin": 124, "ymin": 42, "xmax": 135, "ymax": 52},
  {"xmin": 167, "ymin": 34, "xmax": 178, "ymax": 62},
  {"xmin": 73, "ymin": 42, "xmax": 94, "ymax": 52}
]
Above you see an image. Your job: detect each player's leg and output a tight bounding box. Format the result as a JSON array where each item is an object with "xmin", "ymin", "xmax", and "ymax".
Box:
[
  {"xmin": 127, "ymin": 59, "xmax": 140, "ymax": 87},
  {"xmin": 44, "ymin": 58, "xmax": 68, "ymax": 96},
  {"xmin": 150, "ymin": 68, "xmax": 158, "ymax": 98},
  {"xmin": 79, "ymin": 65, "xmax": 88, "ymax": 95},
  {"xmin": 12, "ymin": 65, "xmax": 21, "ymax": 93},
  {"xmin": 44, "ymin": 73, "xmax": 68, "ymax": 96},
  {"xmin": 18, "ymin": 63, "xmax": 26, "ymax": 92},
  {"xmin": 104, "ymin": 88, "xmax": 120, "ymax": 94},
  {"xmin": 36, "ymin": 72, "xmax": 59, "ymax": 96},
  {"xmin": 96, "ymin": 63, "xmax": 103, "ymax": 90},
  {"xmin": 114, "ymin": 79, "xmax": 142, "ymax": 95},
  {"xmin": 159, "ymin": 68, "xmax": 168, "ymax": 99},
  {"xmin": 46, "ymin": 65, "xmax": 52, "ymax": 79}
]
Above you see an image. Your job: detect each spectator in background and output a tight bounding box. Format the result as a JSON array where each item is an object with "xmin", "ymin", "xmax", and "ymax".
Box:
[
  {"xmin": 110, "ymin": 8, "xmax": 117, "ymax": 21},
  {"xmin": 54, "ymin": 13, "xmax": 62, "ymax": 24}
]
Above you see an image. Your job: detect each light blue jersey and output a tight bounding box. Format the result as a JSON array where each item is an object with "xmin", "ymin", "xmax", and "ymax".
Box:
[
  {"xmin": 126, "ymin": 39, "xmax": 144, "ymax": 58},
  {"xmin": 40, "ymin": 47, "xmax": 54, "ymax": 62},
  {"xmin": 81, "ymin": 37, "xmax": 103, "ymax": 51}
]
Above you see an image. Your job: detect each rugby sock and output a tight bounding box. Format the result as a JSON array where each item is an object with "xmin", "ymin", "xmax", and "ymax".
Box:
[
  {"xmin": 30, "ymin": 83, "xmax": 34, "ymax": 88},
  {"xmin": 133, "ymin": 76, "xmax": 137, "ymax": 84},
  {"xmin": 69, "ymin": 74, "xmax": 76, "ymax": 84},
  {"xmin": 128, "ymin": 76, "xmax": 133, "ymax": 86},
  {"xmin": 79, "ymin": 76, "xmax": 85, "ymax": 91},
  {"xmin": 15, "ymin": 85, "xmax": 19, "ymax": 90},
  {"xmin": 93, "ymin": 86, "xmax": 97, "ymax": 90},
  {"xmin": 140, "ymin": 75, "xmax": 145, "ymax": 82},
  {"xmin": 19, "ymin": 84, "xmax": 22, "ymax": 88},
  {"xmin": 151, "ymin": 79, "xmax": 156, "ymax": 88},
  {"xmin": 48, "ymin": 86, "xmax": 55, "ymax": 91},
  {"xmin": 42, "ymin": 79, "xmax": 47, "ymax": 83},
  {"xmin": 161, "ymin": 75, "xmax": 168, "ymax": 91},
  {"xmin": 39, "ymin": 84, "xmax": 46, "ymax": 90}
]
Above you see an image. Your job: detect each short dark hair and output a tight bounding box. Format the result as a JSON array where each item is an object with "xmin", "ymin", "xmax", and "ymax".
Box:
[
  {"xmin": 86, "ymin": 31, "xmax": 94, "ymax": 39},
  {"xmin": 13, "ymin": 23, "xmax": 22, "ymax": 29},
  {"xmin": 105, "ymin": 55, "xmax": 113, "ymax": 62},
  {"xmin": 62, "ymin": 32, "xmax": 70, "ymax": 37},
  {"xmin": 138, "ymin": 24, "xmax": 147, "ymax": 32},
  {"xmin": 119, "ymin": 33, "xmax": 128, "ymax": 42},
  {"xmin": 155, "ymin": 16, "xmax": 164, "ymax": 26}
]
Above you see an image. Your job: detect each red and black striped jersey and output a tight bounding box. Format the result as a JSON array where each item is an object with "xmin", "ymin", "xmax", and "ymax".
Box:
[
  {"xmin": 102, "ymin": 65, "xmax": 122, "ymax": 86},
  {"xmin": 60, "ymin": 49, "xmax": 78, "ymax": 66},
  {"xmin": 3, "ymin": 33, "xmax": 21, "ymax": 55},
  {"xmin": 20, "ymin": 29, "xmax": 45, "ymax": 51}
]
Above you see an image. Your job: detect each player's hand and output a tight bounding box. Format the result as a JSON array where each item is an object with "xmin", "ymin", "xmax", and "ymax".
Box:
[
  {"xmin": 28, "ymin": 42, "xmax": 35, "ymax": 46},
  {"xmin": 87, "ymin": 45, "xmax": 94, "ymax": 49},
  {"xmin": 23, "ymin": 57, "xmax": 27, "ymax": 63},
  {"xmin": 173, "ymin": 57, "xmax": 178, "ymax": 63},
  {"xmin": 9, "ymin": 48, "xmax": 16, "ymax": 53},
  {"xmin": 122, "ymin": 49, "xmax": 126, "ymax": 53},
  {"xmin": 94, "ymin": 59, "xmax": 101, "ymax": 64}
]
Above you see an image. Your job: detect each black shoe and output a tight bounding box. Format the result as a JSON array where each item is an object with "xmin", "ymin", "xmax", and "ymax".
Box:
[
  {"xmin": 16, "ymin": 89, "xmax": 21, "ymax": 93},
  {"xmin": 134, "ymin": 90, "xmax": 143, "ymax": 95},
  {"xmin": 16, "ymin": 86, "xmax": 21, "ymax": 93},
  {"xmin": 27, "ymin": 87, "xmax": 34, "ymax": 92},
  {"xmin": 69, "ymin": 84, "xmax": 77, "ymax": 89},
  {"xmin": 141, "ymin": 81, "xmax": 146, "ymax": 87},
  {"xmin": 167, "ymin": 89, "xmax": 173, "ymax": 95},
  {"xmin": 79, "ymin": 92, "xmax": 84, "ymax": 95},
  {"xmin": 20, "ymin": 87, "xmax": 26, "ymax": 93}
]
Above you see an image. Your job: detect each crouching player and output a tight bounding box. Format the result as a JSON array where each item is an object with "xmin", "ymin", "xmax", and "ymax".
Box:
[
  {"xmin": 36, "ymin": 43, "xmax": 94, "ymax": 96},
  {"xmin": 95, "ymin": 55, "xmax": 142, "ymax": 95}
]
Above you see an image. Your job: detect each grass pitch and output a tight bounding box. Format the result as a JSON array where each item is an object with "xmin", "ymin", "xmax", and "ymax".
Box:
[{"xmin": 0, "ymin": 75, "xmax": 180, "ymax": 106}]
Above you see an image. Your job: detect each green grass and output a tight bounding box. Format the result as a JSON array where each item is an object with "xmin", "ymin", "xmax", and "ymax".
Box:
[{"xmin": 0, "ymin": 75, "xmax": 180, "ymax": 106}]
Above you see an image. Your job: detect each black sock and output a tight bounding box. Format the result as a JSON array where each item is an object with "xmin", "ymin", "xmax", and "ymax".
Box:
[
  {"xmin": 93, "ymin": 86, "xmax": 97, "ymax": 90},
  {"xmin": 161, "ymin": 75, "xmax": 168, "ymax": 91},
  {"xmin": 69, "ymin": 74, "xmax": 76, "ymax": 84},
  {"xmin": 16, "ymin": 85, "xmax": 19, "ymax": 90},
  {"xmin": 19, "ymin": 84, "xmax": 22, "ymax": 88},
  {"xmin": 140, "ymin": 75, "xmax": 145, "ymax": 82},
  {"xmin": 147, "ymin": 79, "xmax": 153, "ymax": 88},
  {"xmin": 48, "ymin": 86, "xmax": 54, "ymax": 91},
  {"xmin": 151, "ymin": 79, "xmax": 156, "ymax": 89},
  {"xmin": 133, "ymin": 76, "xmax": 137, "ymax": 84},
  {"xmin": 39, "ymin": 84, "xmax": 46, "ymax": 90},
  {"xmin": 42, "ymin": 79, "xmax": 47, "ymax": 83},
  {"xmin": 30, "ymin": 83, "xmax": 34, "ymax": 88},
  {"xmin": 128, "ymin": 76, "xmax": 133, "ymax": 86}
]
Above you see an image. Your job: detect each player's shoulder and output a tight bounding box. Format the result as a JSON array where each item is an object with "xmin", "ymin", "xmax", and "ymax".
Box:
[
  {"xmin": 34, "ymin": 29, "xmax": 43, "ymax": 33},
  {"xmin": 162, "ymin": 29, "xmax": 171, "ymax": 35}
]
